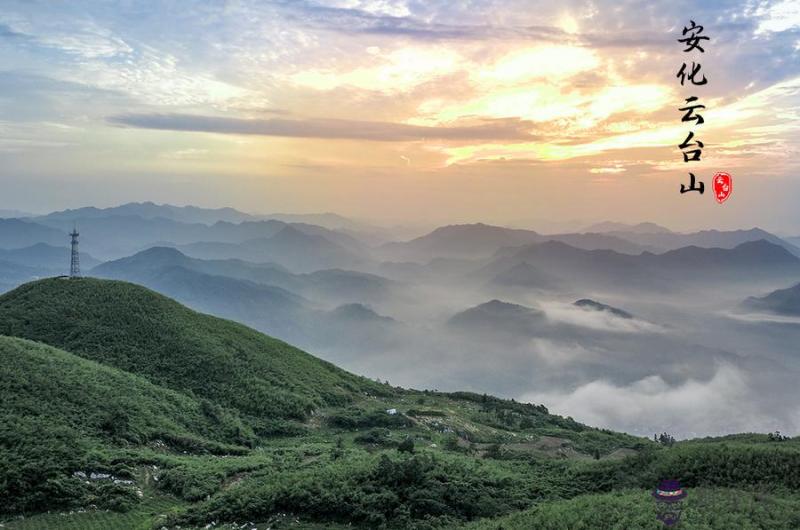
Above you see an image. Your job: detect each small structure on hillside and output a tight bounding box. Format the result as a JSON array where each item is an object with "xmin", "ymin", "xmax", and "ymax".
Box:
[{"xmin": 69, "ymin": 225, "xmax": 81, "ymax": 278}]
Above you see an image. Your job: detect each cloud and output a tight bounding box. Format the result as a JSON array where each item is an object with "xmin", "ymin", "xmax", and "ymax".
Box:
[
  {"xmin": 289, "ymin": 45, "xmax": 464, "ymax": 92},
  {"xmin": 540, "ymin": 301, "xmax": 664, "ymax": 333},
  {"xmin": 3, "ymin": 0, "xmax": 800, "ymax": 229},
  {"xmin": 589, "ymin": 166, "xmax": 627, "ymax": 174},
  {"xmin": 520, "ymin": 363, "xmax": 790, "ymax": 438},
  {"xmin": 107, "ymin": 113, "xmax": 538, "ymax": 142},
  {"xmin": 273, "ymin": 0, "xmax": 568, "ymax": 41},
  {"xmin": 0, "ymin": 23, "xmax": 27, "ymax": 40},
  {"xmin": 0, "ymin": 14, "xmax": 132, "ymax": 59},
  {"xmin": 755, "ymin": 0, "xmax": 800, "ymax": 34}
]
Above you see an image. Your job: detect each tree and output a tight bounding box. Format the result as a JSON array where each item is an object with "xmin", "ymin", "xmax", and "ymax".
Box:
[
  {"xmin": 398, "ymin": 437, "xmax": 415, "ymax": 454},
  {"xmin": 656, "ymin": 432, "xmax": 676, "ymax": 447}
]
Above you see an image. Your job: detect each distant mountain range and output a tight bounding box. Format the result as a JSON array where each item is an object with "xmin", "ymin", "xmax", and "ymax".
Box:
[
  {"xmin": 0, "ymin": 242, "xmax": 101, "ymax": 293},
  {"xmin": 329, "ymin": 302, "xmax": 396, "ymax": 324},
  {"xmin": 1, "ymin": 207, "xmax": 366, "ymax": 262},
  {"xmin": 36, "ymin": 202, "xmax": 366, "ymax": 231},
  {"xmin": 380, "ymin": 223, "xmax": 654, "ymax": 261},
  {"xmin": 172, "ymin": 225, "xmax": 368, "ymax": 273},
  {"xmin": 3, "ymin": 203, "xmax": 800, "ymax": 306},
  {"xmin": 0, "ymin": 218, "xmax": 66, "ymax": 249},
  {"xmin": 0, "ymin": 243, "xmax": 99, "ymax": 271},
  {"xmin": 91, "ymin": 247, "xmax": 398, "ymax": 348},
  {"xmin": 92, "ymin": 246, "xmax": 392, "ymax": 306},
  {"xmin": 786, "ymin": 236, "xmax": 800, "ymax": 247},
  {"xmin": 0, "ymin": 261, "xmax": 49, "ymax": 294},
  {"xmin": 0, "ymin": 209, "xmax": 35, "ymax": 219},
  {"xmin": 37, "ymin": 202, "xmax": 256, "ymax": 225},
  {"xmin": 742, "ymin": 282, "xmax": 800, "ymax": 316},
  {"xmin": 582, "ymin": 221, "xmax": 672, "ymax": 234},
  {"xmin": 491, "ymin": 261, "xmax": 562, "ymax": 291},
  {"xmin": 601, "ymin": 228, "xmax": 800, "ymax": 257},
  {"xmin": 379, "ymin": 223, "xmax": 800, "ymax": 263},
  {"xmin": 5, "ymin": 204, "xmax": 799, "ymax": 269},
  {"xmin": 481, "ymin": 239, "xmax": 800, "ymax": 292}
]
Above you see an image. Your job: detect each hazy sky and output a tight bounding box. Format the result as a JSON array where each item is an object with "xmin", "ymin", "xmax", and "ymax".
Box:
[{"xmin": 1, "ymin": 1, "xmax": 799, "ymax": 231}]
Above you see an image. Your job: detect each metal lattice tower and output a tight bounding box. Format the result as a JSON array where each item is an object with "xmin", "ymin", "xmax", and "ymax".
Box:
[{"xmin": 69, "ymin": 225, "xmax": 81, "ymax": 278}]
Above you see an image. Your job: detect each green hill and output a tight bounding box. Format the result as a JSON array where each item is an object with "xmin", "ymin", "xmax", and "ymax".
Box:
[
  {"xmin": 2, "ymin": 278, "xmax": 799, "ymax": 529},
  {"xmin": 0, "ymin": 278, "xmax": 384, "ymax": 427},
  {"xmin": 0, "ymin": 335, "xmax": 251, "ymax": 514}
]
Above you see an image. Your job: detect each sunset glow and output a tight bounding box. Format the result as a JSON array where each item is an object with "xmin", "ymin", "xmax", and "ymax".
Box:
[{"xmin": 1, "ymin": 1, "xmax": 799, "ymax": 229}]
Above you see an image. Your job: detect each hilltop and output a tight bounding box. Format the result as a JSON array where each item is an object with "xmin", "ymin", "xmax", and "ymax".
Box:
[
  {"xmin": 742, "ymin": 281, "xmax": 800, "ymax": 316},
  {"xmin": 0, "ymin": 278, "xmax": 384, "ymax": 424}
]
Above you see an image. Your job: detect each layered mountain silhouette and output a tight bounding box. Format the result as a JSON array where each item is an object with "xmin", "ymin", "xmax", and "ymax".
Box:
[
  {"xmin": 36, "ymin": 201, "xmax": 258, "ymax": 225},
  {"xmin": 0, "ymin": 243, "xmax": 99, "ymax": 271},
  {"xmin": 742, "ymin": 282, "xmax": 800, "ymax": 316},
  {"xmin": 0, "ymin": 260, "xmax": 48, "ymax": 294},
  {"xmin": 174, "ymin": 225, "xmax": 367, "ymax": 272},
  {"xmin": 35, "ymin": 201, "xmax": 363, "ymax": 230},
  {"xmin": 490, "ymin": 261, "xmax": 562, "ymax": 290},
  {"xmin": 329, "ymin": 302, "xmax": 396, "ymax": 324},
  {"xmin": 482, "ymin": 239, "xmax": 800, "ymax": 292},
  {"xmin": 0, "ymin": 204, "xmax": 366, "ymax": 263},
  {"xmin": 602, "ymin": 227, "xmax": 800, "ymax": 256},
  {"xmin": 91, "ymin": 250, "xmax": 310, "ymax": 341},
  {"xmin": 582, "ymin": 221, "xmax": 672, "ymax": 234},
  {"xmin": 90, "ymin": 247, "xmax": 399, "ymax": 349},
  {"xmin": 0, "ymin": 218, "xmax": 65, "ymax": 249},
  {"xmin": 380, "ymin": 223, "xmax": 651, "ymax": 261},
  {"xmin": 92, "ymin": 246, "xmax": 391, "ymax": 305}
]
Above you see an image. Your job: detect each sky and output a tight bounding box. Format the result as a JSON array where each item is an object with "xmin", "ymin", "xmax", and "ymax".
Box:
[{"xmin": 1, "ymin": 0, "xmax": 799, "ymax": 232}]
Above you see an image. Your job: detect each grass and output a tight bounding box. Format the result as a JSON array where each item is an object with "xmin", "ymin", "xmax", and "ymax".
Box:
[
  {"xmin": 0, "ymin": 278, "xmax": 389, "ymax": 424},
  {"xmin": 2, "ymin": 278, "xmax": 799, "ymax": 529},
  {"xmin": 3, "ymin": 496, "xmax": 184, "ymax": 530},
  {"xmin": 462, "ymin": 487, "xmax": 800, "ymax": 529}
]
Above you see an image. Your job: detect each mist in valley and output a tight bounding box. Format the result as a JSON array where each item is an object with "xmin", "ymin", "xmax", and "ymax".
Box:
[{"xmin": 3, "ymin": 204, "xmax": 800, "ymax": 440}]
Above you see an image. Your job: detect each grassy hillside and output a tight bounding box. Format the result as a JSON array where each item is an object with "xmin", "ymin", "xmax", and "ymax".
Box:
[
  {"xmin": 0, "ymin": 335, "xmax": 252, "ymax": 514},
  {"xmin": 2, "ymin": 278, "xmax": 799, "ymax": 529},
  {"xmin": 162, "ymin": 433, "xmax": 800, "ymax": 529},
  {"xmin": 0, "ymin": 278, "xmax": 385, "ymax": 426},
  {"xmin": 463, "ymin": 488, "xmax": 800, "ymax": 529}
]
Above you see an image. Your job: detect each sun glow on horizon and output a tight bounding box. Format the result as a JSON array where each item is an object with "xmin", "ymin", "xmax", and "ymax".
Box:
[{"xmin": 2, "ymin": 1, "xmax": 800, "ymax": 226}]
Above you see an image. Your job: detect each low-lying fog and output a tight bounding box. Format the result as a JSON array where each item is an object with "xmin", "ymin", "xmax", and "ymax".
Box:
[{"xmin": 308, "ymin": 277, "xmax": 800, "ymax": 440}]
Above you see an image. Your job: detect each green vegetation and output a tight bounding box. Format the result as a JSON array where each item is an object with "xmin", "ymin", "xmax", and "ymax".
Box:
[
  {"xmin": 464, "ymin": 488, "xmax": 800, "ymax": 529},
  {"xmin": 0, "ymin": 335, "xmax": 257, "ymax": 514},
  {"xmin": 1, "ymin": 278, "xmax": 799, "ymax": 529},
  {"xmin": 0, "ymin": 278, "xmax": 387, "ymax": 426},
  {"xmin": 2, "ymin": 496, "xmax": 187, "ymax": 530}
]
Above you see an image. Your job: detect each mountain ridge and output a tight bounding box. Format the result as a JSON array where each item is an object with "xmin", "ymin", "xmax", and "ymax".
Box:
[
  {"xmin": 0, "ymin": 278, "xmax": 382, "ymax": 422},
  {"xmin": 742, "ymin": 282, "xmax": 800, "ymax": 316}
]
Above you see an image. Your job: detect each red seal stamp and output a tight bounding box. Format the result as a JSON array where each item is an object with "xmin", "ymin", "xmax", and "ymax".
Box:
[{"xmin": 712, "ymin": 172, "xmax": 732, "ymax": 204}]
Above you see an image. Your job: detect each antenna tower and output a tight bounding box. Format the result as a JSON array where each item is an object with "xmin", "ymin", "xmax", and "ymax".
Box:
[{"xmin": 69, "ymin": 225, "xmax": 81, "ymax": 278}]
